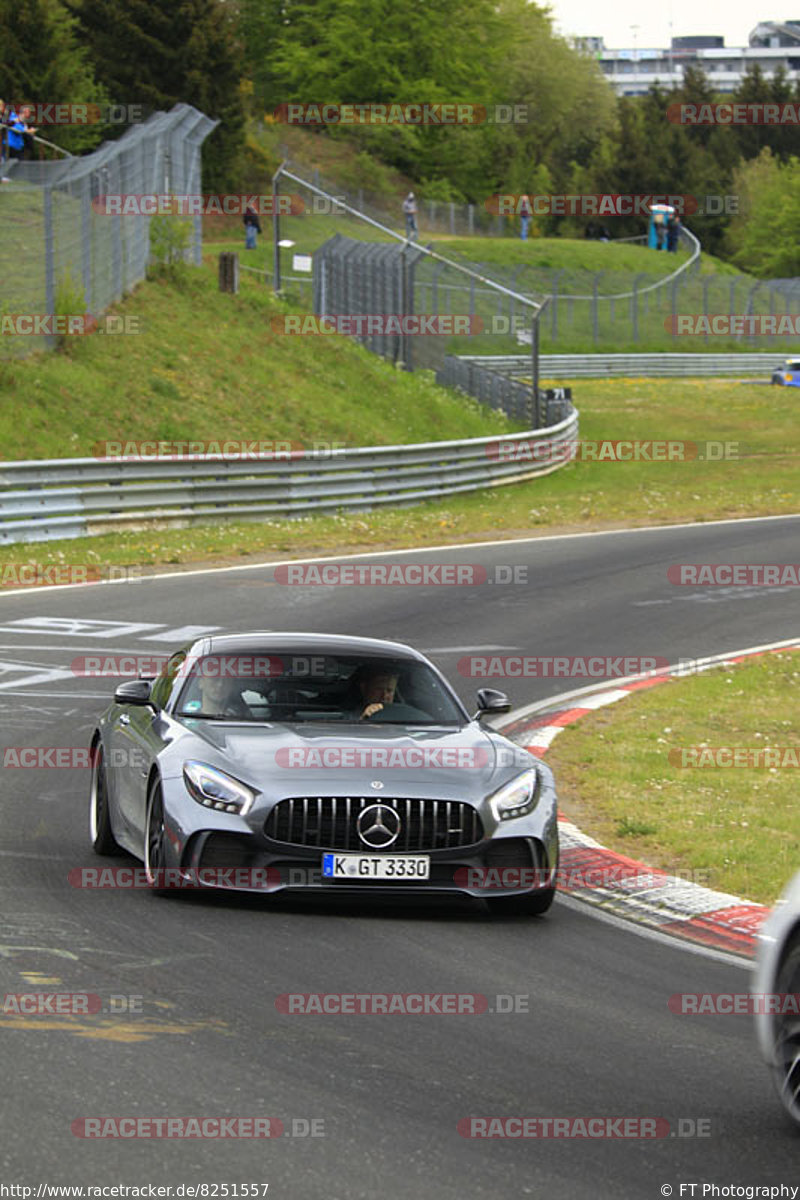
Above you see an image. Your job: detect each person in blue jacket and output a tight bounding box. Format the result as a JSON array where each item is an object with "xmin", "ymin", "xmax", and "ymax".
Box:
[{"xmin": 5, "ymin": 106, "xmax": 24, "ymax": 160}]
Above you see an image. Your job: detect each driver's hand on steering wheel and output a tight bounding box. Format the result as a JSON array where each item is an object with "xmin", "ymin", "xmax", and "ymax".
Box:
[{"xmin": 361, "ymin": 702, "xmax": 385, "ymax": 719}]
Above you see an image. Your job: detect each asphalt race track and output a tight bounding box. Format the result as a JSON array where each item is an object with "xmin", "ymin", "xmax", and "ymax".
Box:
[{"xmin": 1, "ymin": 515, "xmax": 799, "ymax": 1198}]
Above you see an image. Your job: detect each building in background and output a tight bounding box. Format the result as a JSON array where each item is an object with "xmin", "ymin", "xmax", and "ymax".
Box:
[{"xmin": 579, "ymin": 21, "xmax": 800, "ymax": 95}]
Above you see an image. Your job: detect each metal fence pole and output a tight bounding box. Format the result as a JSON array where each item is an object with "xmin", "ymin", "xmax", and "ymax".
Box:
[
  {"xmin": 272, "ymin": 163, "xmax": 282, "ymax": 293},
  {"xmin": 532, "ymin": 312, "xmax": 540, "ymax": 427},
  {"xmin": 43, "ymin": 187, "xmax": 55, "ymax": 322},
  {"xmin": 81, "ymin": 186, "xmax": 92, "ymax": 309}
]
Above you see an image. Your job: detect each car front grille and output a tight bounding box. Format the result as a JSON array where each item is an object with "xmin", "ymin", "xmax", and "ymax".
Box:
[{"xmin": 265, "ymin": 796, "xmax": 484, "ymax": 852}]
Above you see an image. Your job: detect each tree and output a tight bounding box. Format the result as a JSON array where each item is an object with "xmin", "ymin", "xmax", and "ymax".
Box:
[
  {"xmin": 0, "ymin": 0, "xmax": 107, "ymax": 153},
  {"xmin": 725, "ymin": 147, "xmax": 800, "ymax": 277},
  {"xmin": 69, "ymin": 0, "xmax": 245, "ymax": 186}
]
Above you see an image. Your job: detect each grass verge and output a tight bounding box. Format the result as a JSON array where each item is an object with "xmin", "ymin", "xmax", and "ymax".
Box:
[
  {"xmin": 0, "ymin": 375, "xmax": 796, "ymax": 573},
  {"xmin": 0, "ymin": 264, "xmax": 516, "ymax": 461},
  {"xmin": 545, "ymin": 651, "xmax": 800, "ymax": 905}
]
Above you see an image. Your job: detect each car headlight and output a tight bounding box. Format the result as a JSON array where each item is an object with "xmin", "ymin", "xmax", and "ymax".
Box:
[
  {"xmin": 488, "ymin": 768, "xmax": 540, "ymax": 822},
  {"xmin": 183, "ymin": 761, "xmax": 256, "ymax": 816}
]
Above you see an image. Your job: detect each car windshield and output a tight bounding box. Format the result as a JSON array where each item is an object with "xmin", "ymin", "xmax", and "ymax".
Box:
[{"xmin": 174, "ymin": 651, "xmax": 466, "ymax": 725}]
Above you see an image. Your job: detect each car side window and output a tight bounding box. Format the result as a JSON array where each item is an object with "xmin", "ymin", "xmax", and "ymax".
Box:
[{"xmin": 150, "ymin": 651, "xmax": 187, "ymax": 709}]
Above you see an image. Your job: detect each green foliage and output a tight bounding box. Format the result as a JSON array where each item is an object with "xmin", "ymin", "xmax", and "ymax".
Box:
[
  {"xmin": 0, "ymin": 0, "xmax": 107, "ymax": 154},
  {"xmin": 417, "ymin": 175, "xmax": 465, "ymax": 204},
  {"xmin": 53, "ymin": 270, "xmax": 87, "ymax": 353},
  {"xmin": 14, "ymin": 0, "xmax": 799, "ymax": 266},
  {"xmin": 725, "ymin": 148, "xmax": 800, "ymax": 277},
  {"xmin": 69, "ymin": 0, "xmax": 246, "ymax": 187},
  {"xmin": 338, "ymin": 150, "xmax": 397, "ymax": 196},
  {"xmin": 241, "ymin": 131, "xmax": 278, "ymax": 192},
  {"xmin": 148, "ymin": 211, "xmax": 193, "ymax": 283}
]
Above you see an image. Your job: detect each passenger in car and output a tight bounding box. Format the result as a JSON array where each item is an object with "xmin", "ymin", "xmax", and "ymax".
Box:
[{"xmin": 182, "ymin": 670, "xmax": 251, "ymax": 718}]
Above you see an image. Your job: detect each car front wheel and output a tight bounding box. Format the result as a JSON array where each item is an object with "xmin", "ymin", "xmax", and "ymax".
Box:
[
  {"xmin": 89, "ymin": 742, "xmax": 120, "ymax": 855},
  {"xmin": 770, "ymin": 930, "xmax": 800, "ymax": 1126},
  {"xmin": 144, "ymin": 779, "xmax": 171, "ymax": 895}
]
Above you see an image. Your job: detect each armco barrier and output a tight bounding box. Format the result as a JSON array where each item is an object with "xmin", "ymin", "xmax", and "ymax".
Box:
[
  {"xmin": 461, "ymin": 353, "xmax": 781, "ymax": 379},
  {"xmin": 0, "ymin": 414, "xmax": 578, "ymax": 544}
]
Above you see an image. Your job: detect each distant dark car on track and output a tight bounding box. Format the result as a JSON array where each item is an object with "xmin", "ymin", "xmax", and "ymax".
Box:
[
  {"xmin": 89, "ymin": 633, "xmax": 559, "ymax": 915},
  {"xmin": 771, "ymin": 359, "xmax": 800, "ymax": 386}
]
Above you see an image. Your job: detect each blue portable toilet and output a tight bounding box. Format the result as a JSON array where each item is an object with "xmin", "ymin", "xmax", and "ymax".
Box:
[{"xmin": 648, "ymin": 203, "xmax": 674, "ymax": 250}]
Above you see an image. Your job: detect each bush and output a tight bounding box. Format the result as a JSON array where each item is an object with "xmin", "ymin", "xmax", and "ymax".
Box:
[
  {"xmin": 53, "ymin": 272, "xmax": 90, "ymax": 354},
  {"xmin": 148, "ymin": 211, "xmax": 193, "ymax": 283}
]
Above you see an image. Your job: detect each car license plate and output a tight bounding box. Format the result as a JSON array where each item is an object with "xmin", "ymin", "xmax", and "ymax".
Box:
[{"xmin": 322, "ymin": 853, "xmax": 430, "ymax": 881}]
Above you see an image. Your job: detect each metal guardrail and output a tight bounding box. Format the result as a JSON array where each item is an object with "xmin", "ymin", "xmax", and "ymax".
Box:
[
  {"xmin": 458, "ymin": 353, "xmax": 783, "ymax": 379},
  {"xmin": 0, "ymin": 416, "xmax": 579, "ymax": 545},
  {"xmin": 437, "ymin": 356, "xmax": 572, "ymax": 427}
]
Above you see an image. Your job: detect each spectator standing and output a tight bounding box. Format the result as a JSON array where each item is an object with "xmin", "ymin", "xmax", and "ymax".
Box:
[
  {"xmin": 18, "ymin": 106, "xmax": 38, "ymax": 159},
  {"xmin": 655, "ymin": 221, "xmax": 665, "ymax": 250},
  {"xmin": 0, "ymin": 101, "xmax": 8, "ymax": 163},
  {"xmin": 243, "ymin": 202, "xmax": 262, "ymax": 250},
  {"xmin": 403, "ymin": 191, "xmax": 418, "ymax": 239},
  {"xmin": 666, "ymin": 212, "xmax": 680, "ymax": 253},
  {"xmin": 519, "ymin": 194, "xmax": 531, "ymax": 241},
  {"xmin": 5, "ymin": 105, "xmax": 24, "ymax": 160}
]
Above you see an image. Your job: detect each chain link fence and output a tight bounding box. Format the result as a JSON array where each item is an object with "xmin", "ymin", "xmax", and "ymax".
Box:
[
  {"xmin": 279, "ymin": 164, "xmax": 523, "ymax": 239},
  {"xmin": 0, "ymin": 104, "xmax": 218, "ymax": 354},
  {"xmin": 269, "ymin": 163, "xmax": 800, "ymax": 355},
  {"xmin": 274, "ymin": 164, "xmax": 565, "ymax": 426},
  {"xmin": 308, "ymin": 230, "xmax": 562, "ymax": 425}
]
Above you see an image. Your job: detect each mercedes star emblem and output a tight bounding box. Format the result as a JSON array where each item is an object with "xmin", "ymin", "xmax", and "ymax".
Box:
[{"xmin": 357, "ymin": 804, "xmax": 401, "ymax": 849}]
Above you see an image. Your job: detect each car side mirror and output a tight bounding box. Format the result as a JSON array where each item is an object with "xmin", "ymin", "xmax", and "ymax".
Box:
[
  {"xmin": 114, "ymin": 678, "xmax": 156, "ymax": 709},
  {"xmin": 474, "ymin": 688, "xmax": 511, "ymax": 719}
]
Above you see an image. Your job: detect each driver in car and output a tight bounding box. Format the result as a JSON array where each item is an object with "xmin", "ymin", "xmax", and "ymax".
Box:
[{"xmin": 355, "ymin": 669, "xmax": 399, "ymax": 719}]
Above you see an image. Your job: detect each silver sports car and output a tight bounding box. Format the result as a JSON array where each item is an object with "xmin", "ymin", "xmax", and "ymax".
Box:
[
  {"xmin": 753, "ymin": 871, "xmax": 800, "ymax": 1124},
  {"xmin": 89, "ymin": 633, "xmax": 559, "ymax": 914}
]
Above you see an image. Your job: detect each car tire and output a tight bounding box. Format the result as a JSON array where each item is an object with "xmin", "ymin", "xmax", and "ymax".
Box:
[
  {"xmin": 773, "ymin": 376, "xmax": 784, "ymax": 386},
  {"xmin": 770, "ymin": 928, "xmax": 800, "ymax": 1126},
  {"xmin": 144, "ymin": 778, "xmax": 171, "ymax": 896},
  {"xmin": 485, "ymin": 887, "xmax": 556, "ymax": 917},
  {"xmin": 89, "ymin": 741, "xmax": 120, "ymax": 855}
]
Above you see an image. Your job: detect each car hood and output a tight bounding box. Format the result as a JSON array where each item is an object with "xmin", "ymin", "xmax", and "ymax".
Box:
[{"xmin": 161, "ymin": 719, "xmax": 533, "ymax": 800}]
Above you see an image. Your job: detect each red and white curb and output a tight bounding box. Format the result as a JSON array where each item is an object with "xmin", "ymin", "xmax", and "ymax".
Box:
[{"xmin": 500, "ymin": 638, "xmax": 800, "ymax": 958}]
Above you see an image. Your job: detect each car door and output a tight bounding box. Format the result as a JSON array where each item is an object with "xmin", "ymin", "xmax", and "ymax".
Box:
[{"xmin": 113, "ymin": 651, "xmax": 186, "ymax": 843}]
